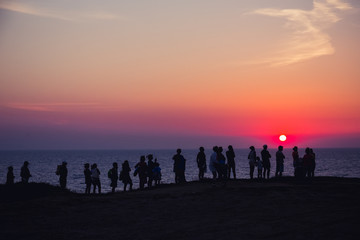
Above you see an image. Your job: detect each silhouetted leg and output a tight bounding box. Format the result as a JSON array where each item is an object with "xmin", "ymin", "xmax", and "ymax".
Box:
[
  {"xmin": 181, "ymin": 171, "xmax": 186, "ymax": 183},
  {"xmin": 60, "ymin": 177, "xmax": 66, "ymax": 189},
  {"xmin": 311, "ymin": 167, "xmax": 315, "ymax": 177},
  {"xmin": 86, "ymin": 183, "xmax": 90, "ymax": 194},
  {"xmin": 212, "ymin": 171, "xmax": 217, "ymax": 180},
  {"xmin": 148, "ymin": 177, "xmax": 153, "ymax": 188},
  {"xmin": 250, "ymin": 165, "xmax": 254, "ymax": 179},
  {"xmin": 175, "ymin": 172, "xmax": 178, "ymax": 184}
]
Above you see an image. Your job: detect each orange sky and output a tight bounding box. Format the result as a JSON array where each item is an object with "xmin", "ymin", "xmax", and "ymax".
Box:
[{"xmin": 0, "ymin": 0, "xmax": 359, "ymax": 149}]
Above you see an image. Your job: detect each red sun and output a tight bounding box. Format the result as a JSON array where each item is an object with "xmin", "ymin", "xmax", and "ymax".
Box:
[{"xmin": 279, "ymin": 134, "xmax": 287, "ymax": 142}]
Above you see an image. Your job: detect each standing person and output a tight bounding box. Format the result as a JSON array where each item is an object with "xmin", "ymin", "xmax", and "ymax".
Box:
[
  {"xmin": 217, "ymin": 147, "xmax": 227, "ymax": 180},
  {"xmin": 120, "ymin": 160, "xmax": 133, "ymax": 192},
  {"xmin": 172, "ymin": 149, "xmax": 186, "ymax": 184},
  {"xmin": 226, "ymin": 145, "xmax": 236, "ymax": 179},
  {"xmin": 91, "ymin": 164, "xmax": 101, "ymax": 194},
  {"xmin": 209, "ymin": 146, "xmax": 219, "ymax": 180},
  {"xmin": 303, "ymin": 148, "xmax": 313, "ymax": 178},
  {"xmin": 20, "ymin": 161, "xmax": 31, "ymax": 183},
  {"xmin": 108, "ymin": 162, "xmax": 118, "ymax": 193},
  {"xmin": 248, "ymin": 146, "xmax": 256, "ymax": 179},
  {"xmin": 135, "ymin": 156, "xmax": 148, "ymax": 189},
  {"xmin": 261, "ymin": 145, "xmax": 271, "ymax": 179},
  {"xmin": 196, "ymin": 147, "xmax": 207, "ymax": 180},
  {"xmin": 84, "ymin": 163, "xmax": 92, "ymax": 194},
  {"xmin": 152, "ymin": 162, "xmax": 162, "ymax": 186},
  {"xmin": 310, "ymin": 148, "xmax": 316, "ymax": 177},
  {"xmin": 292, "ymin": 146, "xmax": 303, "ymax": 178},
  {"xmin": 58, "ymin": 161, "xmax": 68, "ymax": 189},
  {"xmin": 275, "ymin": 146, "xmax": 285, "ymax": 178},
  {"xmin": 147, "ymin": 154, "xmax": 155, "ymax": 188},
  {"xmin": 6, "ymin": 166, "xmax": 15, "ymax": 185},
  {"xmin": 256, "ymin": 157, "xmax": 263, "ymax": 179}
]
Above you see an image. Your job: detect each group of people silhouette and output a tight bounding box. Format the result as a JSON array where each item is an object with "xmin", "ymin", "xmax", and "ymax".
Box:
[{"xmin": 4, "ymin": 146, "xmax": 316, "ymax": 193}]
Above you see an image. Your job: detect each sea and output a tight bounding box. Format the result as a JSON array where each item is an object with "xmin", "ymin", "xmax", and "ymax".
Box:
[{"xmin": 0, "ymin": 148, "xmax": 359, "ymax": 193}]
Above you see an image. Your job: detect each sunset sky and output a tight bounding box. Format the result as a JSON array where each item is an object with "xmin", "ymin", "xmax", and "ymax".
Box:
[{"xmin": 0, "ymin": 0, "xmax": 359, "ymax": 149}]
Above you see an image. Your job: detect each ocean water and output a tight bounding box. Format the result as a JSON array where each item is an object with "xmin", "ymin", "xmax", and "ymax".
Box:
[{"xmin": 0, "ymin": 148, "xmax": 359, "ymax": 193}]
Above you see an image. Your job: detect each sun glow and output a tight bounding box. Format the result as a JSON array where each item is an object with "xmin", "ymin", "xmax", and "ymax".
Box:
[{"xmin": 279, "ymin": 135, "xmax": 287, "ymax": 142}]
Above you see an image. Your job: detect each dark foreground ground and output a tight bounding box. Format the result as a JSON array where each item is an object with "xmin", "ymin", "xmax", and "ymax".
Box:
[{"xmin": 1, "ymin": 177, "xmax": 359, "ymax": 240}]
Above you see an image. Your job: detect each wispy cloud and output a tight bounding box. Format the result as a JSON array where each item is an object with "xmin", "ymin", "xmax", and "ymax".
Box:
[
  {"xmin": 0, "ymin": 1, "xmax": 121, "ymax": 21},
  {"xmin": 2, "ymin": 102, "xmax": 130, "ymax": 112},
  {"xmin": 249, "ymin": 0, "xmax": 352, "ymax": 66},
  {"xmin": 3, "ymin": 103, "xmax": 101, "ymax": 112}
]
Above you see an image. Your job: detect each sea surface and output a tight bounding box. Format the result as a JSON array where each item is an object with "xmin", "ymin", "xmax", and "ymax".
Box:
[{"xmin": 0, "ymin": 148, "xmax": 359, "ymax": 193}]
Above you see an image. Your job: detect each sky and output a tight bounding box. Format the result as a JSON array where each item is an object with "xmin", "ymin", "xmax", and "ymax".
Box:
[{"xmin": 0, "ymin": 0, "xmax": 359, "ymax": 150}]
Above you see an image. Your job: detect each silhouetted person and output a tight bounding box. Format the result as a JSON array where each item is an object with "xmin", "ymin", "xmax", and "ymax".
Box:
[
  {"xmin": 120, "ymin": 160, "xmax": 133, "ymax": 192},
  {"xmin": 292, "ymin": 146, "xmax": 304, "ymax": 178},
  {"xmin": 172, "ymin": 149, "xmax": 186, "ymax": 184},
  {"xmin": 91, "ymin": 163, "xmax": 101, "ymax": 194},
  {"xmin": 217, "ymin": 146, "xmax": 227, "ymax": 180},
  {"xmin": 6, "ymin": 166, "xmax": 15, "ymax": 185},
  {"xmin": 209, "ymin": 146, "xmax": 218, "ymax": 180},
  {"xmin": 303, "ymin": 148, "xmax": 313, "ymax": 178},
  {"xmin": 58, "ymin": 161, "xmax": 68, "ymax": 189},
  {"xmin": 108, "ymin": 162, "xmax": 118, "ymax": 193},
  {"xmin": 20, "ymin": 161, "xmax": 31, "ymax": 183},
  {"xmin": 248, "ymin": 146, "xmax": 256, "ymax": 179},
  {"xmin": 310, "ymin": 148, "xmax": 316, "ymax": 177},
  {"xmin": 196, "ymin": 147, "xmax": 207, "ymax": 180},
  {"xmin": 275, "ymin": 146, "xmax": 285, "ymax": 178},
  {"xmin": 292, "ymin": 146, "xmax": 299, "ymax": 175},
  {"xmin": 84, "ymin": 163, "xmax": 92, "ymax": 194},
  {"xmin": 261, "ymin": 145, "xmax": 271, "ymax": 179},
  {"xmin": 152, "ymin": 162, "xmax": 162, "ymax": 186},
  {"xmin": 135, "ymin": 156, "xmax": 148, "ymax": 189},
  {"xmin": 147, "ymin": 154, "xmax": 155, "ymax": 188},
  {"xmin": 226, "ymin": 145, "xmax": 236, "ymax": 179},
  {"xmin": 256, "ymin": 157, "xmax": 263, "ymax": 179}
]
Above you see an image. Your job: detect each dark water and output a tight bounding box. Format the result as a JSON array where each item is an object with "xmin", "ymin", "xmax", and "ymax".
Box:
[{"xmin": 0, "ymin": 148, "xmax": 359, "ymax": 192}]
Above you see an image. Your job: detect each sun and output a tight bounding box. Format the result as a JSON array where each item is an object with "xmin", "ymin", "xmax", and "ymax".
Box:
[{"xmin": 279, "ymin": 134, "xmax": 287, "ymax": 142}]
